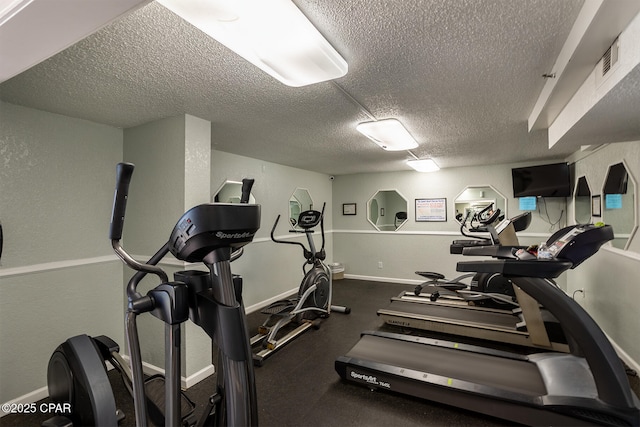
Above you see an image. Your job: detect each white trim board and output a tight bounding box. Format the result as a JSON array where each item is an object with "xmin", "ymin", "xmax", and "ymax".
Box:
[{"xmin": 0, "ymin": 255, "xmax": 118, "ymax": 278}]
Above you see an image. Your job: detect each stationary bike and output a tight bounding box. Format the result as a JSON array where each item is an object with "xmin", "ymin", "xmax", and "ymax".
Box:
[
  {"xmin": 44, "ymin": 163, "xmax": 260, "ymax": 427},
  {"xmin": 251, "ymin": 204, "xmax": 350, "ymax": 366}
]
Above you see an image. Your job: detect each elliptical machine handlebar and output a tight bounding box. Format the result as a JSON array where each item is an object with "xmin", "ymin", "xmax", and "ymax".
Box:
[
  {"xmin": 116, "ymin": 165, "xmax": 249, "ymax": 302},
  {"xmin": 270, "ymin": 203, "xmax": 326, "ymax": 263},
  {"xmin": 319, "ymin": 203, "xmax": 326, "ymax": 258},
  {"xmin": 240, "ymin": 178, "xmax": 254, "ymax": 203},
  {"xmin": 109, "ymin": 162, "xmax": 133, "ymax": 241},
  {"xmin": 109, "ymin": 163, "xmax": 169, "ymax": 294}
]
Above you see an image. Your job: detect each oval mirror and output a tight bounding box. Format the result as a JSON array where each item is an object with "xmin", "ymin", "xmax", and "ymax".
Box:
[
  {"xmin": 213, "ymin": 180, "xmax": 256, "ymax": 204},
  {"xmin": 454, "ymin": 185, "xmax": 507, "ymax": 226},
  {"xmin": 367, "ymin": 190, "xmax": 408, "ymax": 231},
  {"xmin": 602, "ymin": 162, "xmax": 637, "ymax": 250},
  {"xmin": 289, "ymin": 188, "xmax": 313, "ymax": 229},
  {"xmin": 574, "ymin": 176, "xmax": 591, "ymax": 224}
]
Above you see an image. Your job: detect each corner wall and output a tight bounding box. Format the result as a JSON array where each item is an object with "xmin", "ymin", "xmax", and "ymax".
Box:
[{"xmin": 123, "ymin": 114, "xmax": 212, "ymax": 380}]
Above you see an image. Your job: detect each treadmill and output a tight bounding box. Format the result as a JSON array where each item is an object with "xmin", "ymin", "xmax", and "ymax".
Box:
[
  {"xmin": 377, "ymin": 211, "xmax": 569, "ymax": 351},
  {"xmin": 336, "ymin": 224, "xmax": 640, "ymax": 426}
]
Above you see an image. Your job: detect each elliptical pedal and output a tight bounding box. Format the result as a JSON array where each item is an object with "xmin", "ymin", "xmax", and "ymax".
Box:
[
  {"xmin": 260, "ymin": 299, "xmax": 296, "ymax": 315},
  {"xmin": 144, "ymin": 375, "xmax": 196, "ymax": 427}
]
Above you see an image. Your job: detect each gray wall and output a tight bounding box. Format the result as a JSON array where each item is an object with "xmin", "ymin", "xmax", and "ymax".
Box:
[
  {"xmin": 566, "ymin": 141, "xmax": 640, "ymax": 366},
  {"xmin": 123, "ymin": 114, "xmax": 213, "ymax": 379},
  {"xmin": 331, "ymin": 163, "xmax": 567, "ymax": 282},
  {"xmin": 0, "ymin": 101, "xmax": 124, "ymax": 404},
  {"xmin": 209, "ymin": 150, "xmax": 334, "ymax": 309}
]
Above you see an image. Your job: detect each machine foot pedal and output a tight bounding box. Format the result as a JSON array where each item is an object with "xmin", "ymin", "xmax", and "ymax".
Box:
[{"xmin": 261, "ymin": 300, "xmax": 296, "ymax": 315}]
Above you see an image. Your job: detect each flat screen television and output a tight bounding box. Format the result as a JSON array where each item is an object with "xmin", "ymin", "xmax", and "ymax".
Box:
[{"xmin": 512, "ymin": 162, "xmax": 572, "ymax": 198}]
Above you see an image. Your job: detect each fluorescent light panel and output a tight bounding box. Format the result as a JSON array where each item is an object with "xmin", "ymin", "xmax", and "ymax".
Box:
[
  {"xmin": 407, "ymin": 159, "xmax": 439, "ymax": 172},
  {"xmin": 356, "ymin": 119, "xmax": 418, "ymax": 151},
  {"xmin": 0, "ymin": 0, "xmax": 34, "ymax": 26},
  {"xmin": 157, "ymin": 0, "xmax": 348, "ymax": 87}
]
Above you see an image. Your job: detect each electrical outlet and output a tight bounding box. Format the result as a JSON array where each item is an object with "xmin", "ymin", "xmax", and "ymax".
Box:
[{"xmin": 378, "ymin": 261, "xmax": 383, "ymax": 269}]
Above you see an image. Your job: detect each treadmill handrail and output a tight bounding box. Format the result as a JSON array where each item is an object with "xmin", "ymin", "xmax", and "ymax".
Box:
[{"xmin": 510, "ymin": 276, "xmax": 636, "ymax": 409}]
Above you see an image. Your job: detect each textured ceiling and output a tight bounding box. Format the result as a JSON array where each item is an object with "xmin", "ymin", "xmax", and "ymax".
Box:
[{"xmin": 0, "ymin": 0, "xmax": 590, "ymax": 175}]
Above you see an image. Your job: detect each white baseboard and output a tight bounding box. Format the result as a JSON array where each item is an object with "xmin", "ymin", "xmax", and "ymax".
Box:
[
  {"xmin": 343, "ymin": 273, "xmax": 422, "ymax": 286},
  {"xmin": 1, "ymin": 360, "xmax": 216, "ymax": 418},
  {"xmin": 1, "ymin": 387, "xmax": 49, "ymax": 418},
  {"xmin": 607, "ymin": 334, "xmax": 640, "ymax": 374},
  {"xmin": 244, "ymin": 286, "xmax": 298, "ymax": 314},
  {"xmin": 125, "ymin": 355, "xmax": 217, "ymax": 389},
  {"xmin": 184, "ymin": 364, "xmax": 216, "ymax": 388}
]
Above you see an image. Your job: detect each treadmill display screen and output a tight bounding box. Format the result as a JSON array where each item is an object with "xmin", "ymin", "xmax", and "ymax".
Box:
[{"xmin": 548, "ymin": 227, "xmax": 583, "ymax": 257}]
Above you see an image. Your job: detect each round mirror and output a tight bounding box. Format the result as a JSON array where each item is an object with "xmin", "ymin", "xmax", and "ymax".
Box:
[
  {"xmin": 289, "ymin": 188, "xmax": 313, "ymax": 229},
  {"xmin": 367, "ymin": 190, "xmax": 408, "ymax": 231},
  {"xmin": 213, "ymin": 180, "xmax": 256, "ymax": 204},
  {"xmin": 454, "ymin": 185, "xmax": 507, "ymax": 226},
  {"xmin": 602, "ymin": 162, "xmax": 637, "ymax": 250},
  {"xmin": 574, "ymin": 176, "xmax": 591, "ymax": 224}
]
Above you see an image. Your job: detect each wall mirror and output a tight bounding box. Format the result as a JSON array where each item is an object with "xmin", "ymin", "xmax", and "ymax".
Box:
[
  {"xmin": 367, "ymin": 190, "xmax": 408, "ymax": 231},
  {"xmin": 602, "ymin": 161, "xmax": 637, "ymax": 250},
  {"xmin": 454, "ymin": 185, "xmax": 507, "ymax": 226},
  {"xmin": 213, "ymin": 180, "xmax": 256, "ymax": 204},
  {"xmin": 289, "ymin": 188, "xmax": 313, "ymax": 229},
  {"xmin": 574, "ymin": 176, "xmax": 591, "ymax": 224}
]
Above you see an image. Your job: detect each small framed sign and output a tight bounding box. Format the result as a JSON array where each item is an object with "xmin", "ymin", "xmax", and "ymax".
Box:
[
  {"xmin": 591, "ymin": 195, "xmax": 602, "ymax": 217},
  {"xmin": 342, "ymin": 203, "xmax": 357, "ymax": 215},
  {"xmin": 415, "ymin": 198, "xmax": 447, "ymax": 222}
]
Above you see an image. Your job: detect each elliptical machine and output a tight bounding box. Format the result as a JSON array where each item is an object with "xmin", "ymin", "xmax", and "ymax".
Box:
[
  {"xmin": 251, "ymin": 203, "xmax": 350, "ymax": 366},
  {"xmin": 44, "ymin": 163, "xmax": 260, "ymax": 427}
]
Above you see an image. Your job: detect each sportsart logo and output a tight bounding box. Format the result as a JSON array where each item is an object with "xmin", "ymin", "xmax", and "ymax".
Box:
[
  {"xmin": 215, "ymin": 231, "xmax": 256, "ymax": 239},
  {"xmin": 349, "ymin": 370, "xmax": 390, "ymax": 388}
]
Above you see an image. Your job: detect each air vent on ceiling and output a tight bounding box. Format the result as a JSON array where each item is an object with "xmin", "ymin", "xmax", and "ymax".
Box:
[
  {"xmin": 596, "ymin": 38, "xmax": 620, "ymax": 87},
  {"xmin": 602, "ymin": 44, "xmax": 617, "ymax": 75}
]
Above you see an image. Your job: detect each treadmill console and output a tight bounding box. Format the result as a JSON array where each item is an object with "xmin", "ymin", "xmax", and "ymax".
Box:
[
  {"xmin": 546, "ymin": 224, "xmax": 613, "ymax": 267},
  {"xmin": 457, "ymin": 224, "xmax": 613, "ymax": 278}
]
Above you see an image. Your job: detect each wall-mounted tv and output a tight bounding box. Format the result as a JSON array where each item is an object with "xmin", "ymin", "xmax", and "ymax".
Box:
[{"xmin": 512, "ymin": 162, "xmax": 572, "ymax": 198}]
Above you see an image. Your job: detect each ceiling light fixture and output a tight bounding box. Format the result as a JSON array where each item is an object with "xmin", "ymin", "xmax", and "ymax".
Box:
[
  {"xmin": 407, "ymin": 158, "xmax": 440, "ymax": 172},
  {"xmin": 0, "ymin": 0, "xmax": 34, "ymax": 26},
  {"xmin": 356, "ymin": 119, "xmax": 418, "ymax": 151},
  {"xmin": 157, "ymin": 0, "xmax": 348, "ymax": 87}
]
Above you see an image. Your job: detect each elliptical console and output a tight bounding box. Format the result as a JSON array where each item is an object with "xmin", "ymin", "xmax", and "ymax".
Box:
[{"xmin": 169, "ymin": 203, "xmax": 260, "ymax": 263}]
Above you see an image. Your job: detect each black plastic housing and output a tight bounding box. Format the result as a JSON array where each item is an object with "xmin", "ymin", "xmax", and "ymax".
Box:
[{"xmin": 169, "ymin": 203, "xmax": 261, "ymax": 263}]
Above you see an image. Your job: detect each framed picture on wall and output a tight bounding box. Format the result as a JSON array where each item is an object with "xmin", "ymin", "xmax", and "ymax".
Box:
[
  {"xmin": 591, "ymin": 195, "xmax": 601, "ymax": 217},
  {"xmin": 342, "ymin": 203, "xmax": 357, "ymax": 215},
  {"xmin": 415, "ymin": 198, "xmax": 447, "ymax": 222}
]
